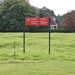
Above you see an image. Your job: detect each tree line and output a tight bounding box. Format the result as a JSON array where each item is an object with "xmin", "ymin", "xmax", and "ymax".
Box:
[
  {"xmin": 0, "ymin": 0, "xmax": 75, "ymax": 31},
  {"xmin": 0, "ymin": 0, "xmax": 55, "ymax": 31}
]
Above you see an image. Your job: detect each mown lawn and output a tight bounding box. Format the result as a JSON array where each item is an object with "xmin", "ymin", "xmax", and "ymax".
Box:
[{"xmin": 0, "ymin": 33, "xmax": 75, "ymax": 75}]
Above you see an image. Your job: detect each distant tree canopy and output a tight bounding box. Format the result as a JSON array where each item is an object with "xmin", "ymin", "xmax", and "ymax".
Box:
[
  {"xmin": 0, "ymin": 0, "xmax": 56, "ymax": 31},
  {"xmin": 62, "ymin": 10, "xmax": 75, "ymax": 31},
  {"xmin": 0, "ymin": 0, "xmax": 36, "ymax": 30},
  {"xmin": 56, "ymin": 15, "xmax": 65, "ymax": 29}
]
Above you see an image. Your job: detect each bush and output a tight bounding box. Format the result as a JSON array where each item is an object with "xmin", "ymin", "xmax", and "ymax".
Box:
[{"xmin": 0, "ymin": 29, "xmax": 75, "ymax": 33}]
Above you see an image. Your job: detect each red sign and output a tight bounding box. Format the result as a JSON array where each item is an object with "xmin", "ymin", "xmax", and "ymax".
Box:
[{"xmin": 25, "ymin": 18, "xmax": 49, "ymax": 26}]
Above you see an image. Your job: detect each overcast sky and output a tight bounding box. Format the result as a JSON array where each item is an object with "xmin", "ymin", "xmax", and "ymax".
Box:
[
  {"xmin": 29, "ymin": 0, "xmax": 75, "ymax": 16},
  {"xmin": 0, "ymin": 0, "xmax": 75, "ymax": 16}
]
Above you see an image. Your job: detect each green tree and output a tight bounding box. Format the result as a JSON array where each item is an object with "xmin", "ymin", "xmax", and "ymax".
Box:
[
  {"xmin": 0, "ymin": 0, "xmax": 36, "ymax": 30},
  {"xmin": 56, "ymin": 14, "xmax": 65, "ymax": 29}
]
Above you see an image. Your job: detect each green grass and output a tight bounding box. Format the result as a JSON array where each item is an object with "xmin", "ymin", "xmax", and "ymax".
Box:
[{"xmin": 0, "ymin": 32, "xmax": 75, "ymax": 75}]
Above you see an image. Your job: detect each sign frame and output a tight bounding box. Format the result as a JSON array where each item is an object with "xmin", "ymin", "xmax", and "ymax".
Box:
[{"xmin": 23, "ymin": 17, "xmax": 50, "ymax": 54}]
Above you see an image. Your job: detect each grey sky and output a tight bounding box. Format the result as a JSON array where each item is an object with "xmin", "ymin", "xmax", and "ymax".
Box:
[{"xmin": 29, "ymin": 0, "xmax": 75, "ymax": 15}]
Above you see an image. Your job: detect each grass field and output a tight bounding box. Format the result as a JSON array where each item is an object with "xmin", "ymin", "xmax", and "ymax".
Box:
[{"xmin": 0, "ymin": 32, "xmax": 75, "ymax": 75}]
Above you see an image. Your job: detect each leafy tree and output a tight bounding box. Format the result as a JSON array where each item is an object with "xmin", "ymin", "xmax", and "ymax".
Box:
[
  {"xmin": 63, "ymin": 10, "xmax": 75, "ymax": 31},
  {"xmin": 0, "ymin": 0, "xmax": 36, "ymax": 30},
  {"xmin": 38, "ymin": 10, "xmax": 45, "ymax": 17},
  {"xmin": 62, "ymin": 23, "xmax": 68, "ymax": 29},
  {"xmin": 56, "ymin": 14, "xmax": 65, "ymax": 29}
]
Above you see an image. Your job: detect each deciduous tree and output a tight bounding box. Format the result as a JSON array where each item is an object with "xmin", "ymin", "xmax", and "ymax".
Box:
[
  {"xmin": 63, "ymin": 10, "xmax": 75, "ymax": 31},
  {"xmin": 0, "ymin": 0, "xmax": 36, "ymax": 30}
]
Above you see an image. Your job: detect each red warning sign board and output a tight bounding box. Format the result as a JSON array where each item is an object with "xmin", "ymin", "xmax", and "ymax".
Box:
[{"xmin": 25, "ymin": 18, "xmax": 49, "ymax": 26}]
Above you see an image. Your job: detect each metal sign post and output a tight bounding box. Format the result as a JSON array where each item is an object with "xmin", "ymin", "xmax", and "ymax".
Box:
[
  {"xmin": 23, "ymin": 20, "xmax": 25, "ymax": 53},
  {"xmin": 49, "ymin": 18, "xmax": 50, "ymax": 54}
]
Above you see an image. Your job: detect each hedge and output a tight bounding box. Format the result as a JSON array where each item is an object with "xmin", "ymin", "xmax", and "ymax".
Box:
[{"xmin": 0, "ymin": 29, "xmax": 75, "ymax": 33}]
